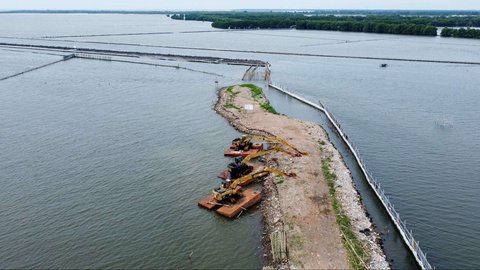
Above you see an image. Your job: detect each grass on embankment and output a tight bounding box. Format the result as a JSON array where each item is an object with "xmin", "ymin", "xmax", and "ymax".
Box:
[
  {"xmin": 321, "ymin": 158, "xmax": 370, "ymax": 270},
  {"xmin": 260, "ymin": 103, "xmax": 278, "ymax": 114},
  {"xmin": 240, "ymin": 84, "xmax": 278, "ymax": 114},
  {"xmin": 224, "ymin": 85, "xmax": 241, "ymax": 111},
  {"xmin": 241, "ymin": 83, "xmax": 263, "ymax": 100}
]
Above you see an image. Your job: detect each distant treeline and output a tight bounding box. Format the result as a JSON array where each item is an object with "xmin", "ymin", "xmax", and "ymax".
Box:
[
  {"xmin": 255, "ymin": 10, "xmax": 480, "ymax": 16},
  {"xmin": 313, "ymin": 10, "xmax": 480, "ymax": 16},
  {"xmin": 297, "ymin": 20, "xmax": 437, "ymax": 36},
  {"xmin": 441, "ymin": 27, "xmax": 480, "ymax": 39},
  {"xmin": 171, "ymin": 12, "xmax": 480, "ymax": 38},
  {"xmin": 3, "ymin": 9, "xmax": 480, "ymax": 16}
]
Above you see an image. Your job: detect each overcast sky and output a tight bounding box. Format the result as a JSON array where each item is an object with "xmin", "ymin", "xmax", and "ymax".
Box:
[{"xmin": 2, "ymin": 0, "xmax": 479, "ymax": 11}]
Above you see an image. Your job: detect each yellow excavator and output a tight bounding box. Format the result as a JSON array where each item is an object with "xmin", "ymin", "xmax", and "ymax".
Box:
[
  {"xmin": 213, "ymin": 135, "xmax": 304, "ymax": 203},
  {"xmin": 223, "ymin": 145, "xmax": 298, "ymax": 180},
  {"xmin": 242, "ymin": 145, "xmax": 299, "ymax": 162},
  {"xmin": 227, "ymin": 135, "xmax": 307, "ymax": 157},
  {"xmin": 212, "ymin": 166, "xmax": 294, "ymax": 202}
]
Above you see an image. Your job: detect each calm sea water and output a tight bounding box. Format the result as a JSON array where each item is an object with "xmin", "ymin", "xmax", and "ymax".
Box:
[
  {"xmin": 0, "ymin": 55, "xmax": 262, "ymax": 268},
  {"xmin": 1, "ymin": 14, "xmax": 480, "ymax": 269}
]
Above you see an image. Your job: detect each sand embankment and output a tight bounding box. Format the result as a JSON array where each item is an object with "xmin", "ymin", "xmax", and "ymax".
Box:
[{"xmin": 214, "ymin": 85, "xmax": 389, "ymax": 269}]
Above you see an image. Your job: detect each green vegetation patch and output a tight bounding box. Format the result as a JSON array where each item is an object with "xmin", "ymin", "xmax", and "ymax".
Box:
[
  {"xmin": 170, "ymin": 12, "xmax": 480, "ymax": 37},
  {"xmin": 260, "ymin": 102, "xmax": 278, "ymax": 114},
  {"xmin": 441, "ymin": 27, "xmax": 480, "ymax": 39},
  {"xmin": 223, "ymin": 103, "xmax": 241, "ymax": 110},
  {"xmin": 226, "ymin": 85, "xmax": 239, "ymax": 97},
  {"xmin": 236, "ymin": 83, "xmax": 278, "ymax": 114},
  {"xmin": 224, "ymin": 85, "xmax": 241, "ymax": 111},
  {"xmin": 322, "ymin": 158, "xmax": 370, "ymax": 270},
  {"xmin": 240, "ymin": 83, "xmax": 263, "ymax": 100}
]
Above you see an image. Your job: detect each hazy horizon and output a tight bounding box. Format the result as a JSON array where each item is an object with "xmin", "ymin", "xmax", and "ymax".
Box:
[
  {"xmin": 2, "ymin": 8, "xmax": 480, "ymax": 12},
  {"xmin": 2, "ymin": 0, "xmax": 480, "ymax": 11}
]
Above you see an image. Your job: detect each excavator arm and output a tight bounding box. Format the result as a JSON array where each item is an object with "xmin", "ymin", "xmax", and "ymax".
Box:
[
  {"xmin": 238, "ymin": 135, "xmax": 307, "ymax": 156},
  {"xmin": 213, "ymin": 166, "xmax": 295, "ymax": 201},
  {"xmin": 262, "ymin": 166, "xmax": 296, "ymax": 177},
  {"xmin": 230, "ymin": 166, "xmax": 295, "ymax": 188},
  {"xmin": 241, "ymin": 145, "xmax": 297, "ymax": 163},
  {"xmin": 230, "ymin": 171, "xmax": 270, "ymax": 189},
  {"xmin": 214, "ymin": 135, "xmax": 302, "ymax": 202}
]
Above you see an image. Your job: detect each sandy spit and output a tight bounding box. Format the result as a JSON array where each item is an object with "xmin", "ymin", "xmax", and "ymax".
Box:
[{"xmin": 214, "ymin": 85, "xmax": 389, "ymax": 269}]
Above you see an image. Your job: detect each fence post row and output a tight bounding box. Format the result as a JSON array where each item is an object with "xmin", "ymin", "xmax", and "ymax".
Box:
[{"xmin": 267, "ymin": 83, "xmax": 433, "ymax": 270}]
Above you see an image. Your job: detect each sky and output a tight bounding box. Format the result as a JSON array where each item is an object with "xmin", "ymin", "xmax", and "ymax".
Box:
[{"xmin": 2, "ymin": 0, "xmax": 480, "ymax": 11}]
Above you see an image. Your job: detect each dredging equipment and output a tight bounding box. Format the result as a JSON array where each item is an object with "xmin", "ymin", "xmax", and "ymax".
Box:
[
  {"xmin": 224, "ymin": 135, "xmax": 306, "ymax": 157},
  {"xmin": 199, "ymin": 136, "xmax": 304, "ymax": 218}
]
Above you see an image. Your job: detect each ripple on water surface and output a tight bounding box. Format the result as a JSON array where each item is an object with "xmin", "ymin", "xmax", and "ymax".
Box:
[{"xmin": 0, "ymin": 59, "xmax": 262, "ymax": 269}]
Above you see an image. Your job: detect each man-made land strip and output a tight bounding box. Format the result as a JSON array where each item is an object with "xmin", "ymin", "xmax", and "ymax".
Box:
[
  {"xmin": 0, "ymin": 47, "xmax": 67, "ymax": 57},
  {"xmin": 73, "ymin": 53, "xmax": 224, "ymax": 77},
  {"xmin": 136, "ymin": 44, "xmax": 480, "ymax": 65},
  {"xmin": 268, "ymin": 83, "xmax": 433, "ymax": 270},
  {"xmin": 215, "ymin": 84, "xmax": 389, "ymax": 269},
  {"xmin": 0, "ymin": 42, "xmax": 267, "ymax": 67},
  {"xmin": 45, "ymin": 40, "xmax": 480, "ymax": 65},
  {"xmin": 3, "ymin": 37, "xmax": 480, "ymax": 65},
  {"xmin": 0, "ymin": 52, "xmax": 223, "ymax": 82}
]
